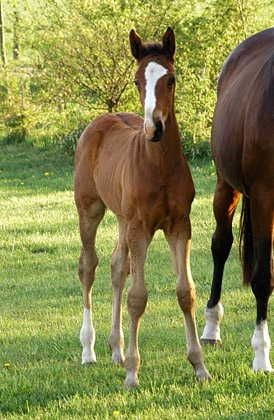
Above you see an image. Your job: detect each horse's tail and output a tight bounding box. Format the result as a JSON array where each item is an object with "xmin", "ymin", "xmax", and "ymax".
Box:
[{"xmin": 239, "ymin": 196, "xmax": 254, "ymax": 285}]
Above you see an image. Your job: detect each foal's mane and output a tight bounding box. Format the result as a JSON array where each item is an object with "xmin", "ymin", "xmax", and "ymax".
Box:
[
  {"xmin": 142, "ymin": 41, "xmax": 175, "ymax": 63},
  {"xmin": 143, "ymin": 42, "xmax": 164, "ymax": 57}
]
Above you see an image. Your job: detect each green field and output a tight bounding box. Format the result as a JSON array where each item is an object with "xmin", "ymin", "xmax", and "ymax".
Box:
[{"xmin": 0, "ymin": 144, "xmax": 273, "ymax": 419}]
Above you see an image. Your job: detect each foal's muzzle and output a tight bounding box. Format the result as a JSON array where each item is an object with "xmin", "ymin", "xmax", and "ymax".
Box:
[{"xmin": 144, "ymin": 119, "xmax": 164, "ymax": 142}]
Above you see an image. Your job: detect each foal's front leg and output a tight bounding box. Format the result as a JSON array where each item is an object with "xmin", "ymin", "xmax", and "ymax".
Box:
[
  {"xmin": 165, "ymin": 220, "xmax": 211, "ymax": 381},
  {"xmin": 124, "ymin": 222, "xmax": 150, "ymax": 388},
  {"xmin": 109, "ymin": 219, "xmax": 130, "ymax": 364},
  {"xmin": 78, "ymin": 209, "xmax": 105, "ymax": 364}
]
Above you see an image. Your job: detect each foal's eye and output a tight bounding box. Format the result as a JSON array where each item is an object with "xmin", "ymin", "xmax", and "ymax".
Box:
[
  {"xmin": 134, "ymin": 79, "xmax": 141, "ymax": 91},
  {"xmin": 167, "ymin": 75, "xmax": 175, "ymax": 88}
]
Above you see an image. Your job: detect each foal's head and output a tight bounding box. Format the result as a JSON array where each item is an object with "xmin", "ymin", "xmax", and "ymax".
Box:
[{"xmin": 130, "ymin": 28, "xmax": 176, "ymax": 142}]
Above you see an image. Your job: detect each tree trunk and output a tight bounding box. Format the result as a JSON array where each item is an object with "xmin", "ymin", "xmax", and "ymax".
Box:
[
  {"xmin": 13, "ymin": 9, "xmax": 19, "ymax": 60},
  {"xmin": 0, "ymin": 0, "xmax": 7, "ymax": 67}
]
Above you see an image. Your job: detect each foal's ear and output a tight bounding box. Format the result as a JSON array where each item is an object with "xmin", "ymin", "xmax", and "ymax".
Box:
[
  {"xmin": 130, "ymin": 29, "xmax": 145, "ymax": 60},
  {"xmin": 162, "ymin": 27, "xmax": 176, "ymax": 62}
]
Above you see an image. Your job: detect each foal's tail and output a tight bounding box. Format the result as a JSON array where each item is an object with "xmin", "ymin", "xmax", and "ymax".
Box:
[{"xmin": 239, "ymin": 196, "xmax": 254, "ymax": 285}]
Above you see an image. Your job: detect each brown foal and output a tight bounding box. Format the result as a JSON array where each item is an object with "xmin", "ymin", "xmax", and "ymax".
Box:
[{"xmin": 74, "ymin": 27, "xmax": 210, "ymax": 387}]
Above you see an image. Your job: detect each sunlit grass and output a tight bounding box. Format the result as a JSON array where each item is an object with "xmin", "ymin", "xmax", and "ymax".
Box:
[{"xmin": 0, "ymin": 144, "xmax": 273, "ymax": 419}]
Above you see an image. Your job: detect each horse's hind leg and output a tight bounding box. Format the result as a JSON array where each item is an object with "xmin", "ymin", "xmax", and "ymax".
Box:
[
  {"xmin": 249, "ymin": 187, "xmax": 274, "ymax": 372},
  {"xmin": 108, "ymin": 218, "xmax": 130, "ymax": 364},
  {"xmin": 165, "ymin": 219, "xmax": 211, "ymax": 381},
  {"xmin": 75, "ymin": 169, "xmax": 105, "ymax": 364},
  {"xmin": 201, "ymin": 175, "xmax": 241, "ymax": 344}
]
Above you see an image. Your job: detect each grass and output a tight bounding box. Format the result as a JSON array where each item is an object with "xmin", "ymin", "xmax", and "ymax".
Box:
[{"xmin": 0, "ymin": 143, "xmax": 273, "ymax": 419}]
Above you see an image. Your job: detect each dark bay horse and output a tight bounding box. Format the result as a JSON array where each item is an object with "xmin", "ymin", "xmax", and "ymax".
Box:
[
  {"xmin": 74, "ymin": 28, "xmax": 211, "ymax": 387},
  {"xmin": 201, "ymin": 27, "xmax": 274, "ymax": 372}
]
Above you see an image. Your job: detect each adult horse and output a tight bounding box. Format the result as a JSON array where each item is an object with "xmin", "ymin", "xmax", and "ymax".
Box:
[
  {"xmin": 74, "ymin": 28, "xmax": 210, "ymax": 387},
  {"xmin": 201, "ymin": 27, "xmax": 274, "ymax": 372}
]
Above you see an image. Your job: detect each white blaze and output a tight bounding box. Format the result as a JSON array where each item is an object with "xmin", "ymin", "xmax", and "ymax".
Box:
[{"xmin": 144, "ymin": 62, "xmax": 167, "ymax": 128}]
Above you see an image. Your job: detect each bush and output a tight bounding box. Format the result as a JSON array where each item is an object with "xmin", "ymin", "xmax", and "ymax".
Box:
[
  {"xmin": 183, "ymin": 137, "xmax": 212, "ymax": 161},
  {"xmin": 60, "ymin": 124, "xmax": 88, "ymax": 155},
  {"xmin": 2, "ymin": 113, "xmax": 27, "ymax": 144}
]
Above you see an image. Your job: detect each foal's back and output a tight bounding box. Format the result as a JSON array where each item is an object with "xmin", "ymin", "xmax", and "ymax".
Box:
[
  {"xmin": 74, "ymin": 112, "xmax": 143, "ymax": 214},
  {"xmin": 75, "ymin": 112, "xmax": 143, "ymax": 171}
]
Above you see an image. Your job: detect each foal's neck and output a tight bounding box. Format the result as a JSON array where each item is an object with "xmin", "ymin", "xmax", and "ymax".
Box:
[
  {"xmin": 145, "ymin": 105, "xmax": 182, "ymax": 164},
  {"xmin": 164, "ymin": 105, "xmax": 181, "ymax": 146}
]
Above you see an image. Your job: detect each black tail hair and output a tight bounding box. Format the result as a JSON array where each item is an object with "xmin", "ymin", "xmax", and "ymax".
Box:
[{"xmin": 239, "ymin": 196, "xmax": 254, "ymax": 285}]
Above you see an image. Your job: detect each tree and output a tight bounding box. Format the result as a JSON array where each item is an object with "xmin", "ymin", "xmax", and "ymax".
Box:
[
  {"xmin": 174, "ymin": 0, "xmax": 274, "ymax": 150},
  {"xmin": 27, "ymin": 0, "xmax": 196, "ymax": 115},
  {"xmin": 0, "ymin": 0, "xmax": 7, "ymax": 67},
  {"xmin": 1, "ymin": 0, "xmax": 274, "ymax": 148},
  {"xmin": 13, "ymin": 8, "xmax": 19, "ymax": 60}
]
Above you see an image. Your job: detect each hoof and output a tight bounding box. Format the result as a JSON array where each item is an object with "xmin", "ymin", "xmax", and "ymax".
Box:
[
  {"xmin": 200, "ymin": 338, "xmax": 221, "ymax": 346},
  {"xmin": 82, "ymin": 350, "xmax": 97, "ymax": 364},
  {"xmin": 262, "ymin": 369, "xmax": 274, "ymax": 375},
  {"xmin": 196, "ymin": 367, "xmax": 212, "ymax": 382},
  {"xmin": 112, "ymin": 352, "xmax": 125, "ymax": 366},
  {"xmin": 252, "ymin": 362, "xmax": 274, "ymax": 373},
  {"xmin": 258, "ymin": 369, "xmax": 274, "ymax": 375},
  {"xmin": 109, "ymin": 343, "xmax": 125, "ymax": 365},
  {"xmin": 125, "ymin": 372, "xmax": 139, "ymax": 389}
]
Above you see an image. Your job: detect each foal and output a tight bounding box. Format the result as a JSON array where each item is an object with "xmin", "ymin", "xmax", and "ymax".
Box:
[{"xmin": 74, "ymin": 27, "xmax": 210, "ymax": 387}]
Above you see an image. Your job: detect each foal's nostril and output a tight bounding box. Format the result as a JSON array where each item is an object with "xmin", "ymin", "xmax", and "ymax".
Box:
[
  {"xmin": 155, "ymin": 120, "xmax": 163, "ymax": 135},
  {"xmin": 150, "ymin": 120, "xmax": 163, "ymax": 142}
]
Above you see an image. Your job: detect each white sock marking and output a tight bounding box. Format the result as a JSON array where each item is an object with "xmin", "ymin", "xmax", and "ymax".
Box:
[
  {"xmin": 251, "ymin": 320, "xmax": 273, "ymax": 372},
  {"xmin": 80, "ymin": 308, "xmax": 96, "ymax": 364},
  {"xmin": 200, "ymin": 302, "xmax": 224, "ymax": 342},
  {"xmin": 125, "ymin": 371, "xmax": 139, "ymax": 388},
  {"xmin": 144, "ymin": 62, "xmax": 167, "ymax": 129}
]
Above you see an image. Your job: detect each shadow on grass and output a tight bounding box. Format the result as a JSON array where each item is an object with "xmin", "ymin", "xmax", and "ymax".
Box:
[
  {"xmin": 0, "ymin": 327, "xmax": 185, "ymax": 415},
  {"xmin": 0, "ymin": 143, "xmax": 74, "ymax": 194},
  {"xmin": 1, "ymin": 317, "xmax": 273, "ymax": 418}
]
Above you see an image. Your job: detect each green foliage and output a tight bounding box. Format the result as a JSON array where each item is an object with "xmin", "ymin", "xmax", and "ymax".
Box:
[
  {"xmin": 0, "ymin": 73, "xmax": 31, "ymax": 144},
  {"xmin": 60, "ymin": 124, "xmax": 88, "ymax": 155},
  {"xmin": 174, "ymin": 0, "xmax": 274, "ymax": 144},
  {"xmin": 183, "ymin": 137, "xmax": 212, "ymax": 161},
  {"xmin": 1, "ymin": 0, "xmax": 274, "ymax": 148},
  {"xmin": 3, "ymin": 112, "xmax": 26, "ymax": 143}
]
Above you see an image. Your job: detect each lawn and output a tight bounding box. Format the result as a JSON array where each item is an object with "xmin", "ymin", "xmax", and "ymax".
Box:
[{"xmin": 0, "ymin": 143, "xmax": 273, "ymax": 419}]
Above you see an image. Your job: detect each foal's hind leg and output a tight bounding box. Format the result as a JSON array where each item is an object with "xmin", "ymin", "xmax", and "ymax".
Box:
[
  {"xmin": 165, "ymin": 219, "xmax": 211, "ymax": 381},
  {"xmin": 201, "ymin": 176, "xmax": 241, "ymax": 344},
  {"xmin": 250, "ymin": 187, "xmax": 274, "ymax": 372},
  {"xmin": 108, "ymin": 218, "xmax": 130, "ymax": 364}
]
